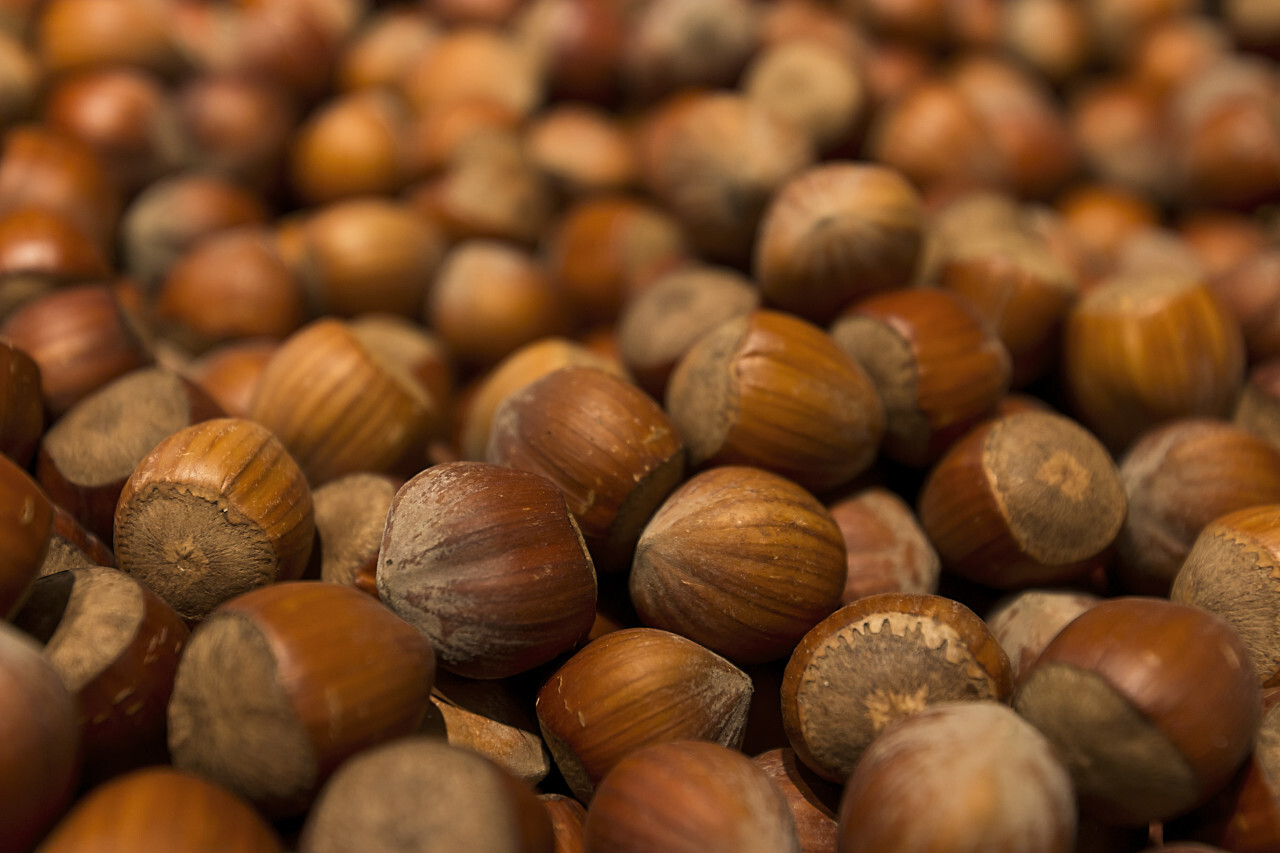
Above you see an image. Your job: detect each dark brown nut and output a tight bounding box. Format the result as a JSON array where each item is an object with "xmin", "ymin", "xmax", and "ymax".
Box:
[
  {"xmin": 780, "ymin": 592, "xmax": 1012, "ymax": 782},
  {"xmin": 584, "ymin": 740, "xmax": 801, "ymax": 853},
  {"xmin": 917, "ymin": 411, "xmax": 1126, "ymax": 590},
  {"xmin": 299, "ymin": 737, "xmax": 553, "ymax": 853},
  {"xmin": 167, "ymin": 581, "xmax": 436, "ymax": 817},
  {"xmin": 487, "ymin": 366, "xmax": 685, "ymax": 573},
  {"xmin": 665, "ymin": 310, "xmax": 885, "ymax": 494},
  {"xmin": 837, "ymin": 701, "xmax": 1076, "ymax": 853},
  {"xmin": 377, "ymin": 461, "xmax": 597, "ymax": 679},
  {"xmin": 831, "ymin": 288, "xmax": 1012, "ymax": 468},
  {"xmin": 0, "ymin": 451, "xmax": 53, "ymax": 619},
  {"xmin": 12, "ymin": 567, "xmax": 188, "ymax": 783},
  {"xmin": 754, "ymin": 162, "xmax": 924, "ymax": 324},
  {"xmin": 828, "ymin": 486, "xmax": 940, "ymax": 604},
  {"xmin": 1115, "ymin": 418, "xmax": 1280, "ymax": 596},
  {"xmin": 0, "ymin": 339, "xmax": 42, "ymax": 467},
  {"xmin": 630, "ymin": 466, "xmax": 845, "ymax": 664},
  {"xmin": 113, "ymin": 417, "xmax": 315, "ymax": 622},
  {"xmin": 37, "ymin": 366, "xmax": 224, "ymax": 545},
  {"xmin": 535, "ymin": 627, "xmax": 753, "ymax": 801},
  {"xmin": 1013, "ymin": 597, "xmax": 1261, "ymax": 826}
]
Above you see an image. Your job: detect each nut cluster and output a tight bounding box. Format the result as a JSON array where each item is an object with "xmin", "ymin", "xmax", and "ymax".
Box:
[{"xmin": 0, "ymin": 0, "xmax": 1276, "ymax": 851}]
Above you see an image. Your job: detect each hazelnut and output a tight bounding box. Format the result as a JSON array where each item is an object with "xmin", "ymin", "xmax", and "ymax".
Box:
[
  {"xmin": 113, "ymin": 417, "xmax": 315, "ymax": 621},
  {"xmin": 985, "ymin": 588, "xmax": 1102, "ymax": 681},
  {"xmin": 185, "ymin": 338, "xmax": 279, "ymax": 420},
  {"xmin": 173, "ymin": 74, "xmax": 298, "ymax": 194},
  {"xmin": 535, "ymin": 627, "xmax": 753, "ymax": 801},
  {"xmin": 38, "ymin": 503, "xmax": 113, "ymax": 578},
  {"xmin": 515, "ymin": 0, "xmax": 626, "ymax": 106},
  {"xmin": 584, "ymin": 740, "xmax": 801, "ymax": 853},
  {"xmin": 313, "ymin": 471, "xmax": 399, "ymax": 597},
  {"xmin": 335, "ymin": 6, "xmax": 440, "ymax": 94},
  {"xmin": 631, "ymin": 465, "xmax": 845, "ymax": 664},
  {"xmin": 377, "ymin": 461, "xmax": 597, "ymax": 679},
  {"xmin": 400, "ymin": 27, "xmax": 542, "ymax": 120},
  {"xmin": 751, "ymin": 747, "xmax": 840, "ymax": 853},
  {"xmin": 289, "ymin": 90, "xmax": 410, "ymax": 205},
  {"xmin": 665, "ymin": 310, "xmax": 885, "ymax": 494},
  {"xmin": 828, "ymin": 486, "xmax": 941, "ymax": 603},
  {"xmin": 780, "ymin": 592, "xmax": 1012, "ymax": 782},
  {"xmin": 742, "ymin": 40, "xmax": 866, "ymax": 155},
  {"xmin": 0, "ymin": 450, "xmax": 53, "ymax": 618},
  {"xmin": 1013, "ymin": 596, "xmax": 1261, "ymax": 825},
  {"xmin": 524, "ymin": 104, "xmax": 638, "ymax": 198},
  {"xmin": 541, "ymin": 794, "xmax": 587, "ymax": 852},
  {"xmin": 36, "ymin": 0, "xmax": 180, "ymax": 77},
  {"xmin": 0, "ymin": 339, "xmax": 42, "ymax": 467},
  {"xmin": 167, "ymin": 581, "xmax": 435, "ymax": 816},
  {"xmin": 917, "ymin": 410, "xmax": 1126, "ymax": 589},
  {"xmin": 421, "ymin": 672, "xmax": 552, "ymax": 786},
  {"xmin": 621, "ymin": 0, "xmax": 760, "ymax": 103}
]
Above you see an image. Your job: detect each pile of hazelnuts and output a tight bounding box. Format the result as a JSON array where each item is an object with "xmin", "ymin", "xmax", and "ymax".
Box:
[{"xmin": 1, "ymin": 0, "xmax": 1280, "ymax": 851}]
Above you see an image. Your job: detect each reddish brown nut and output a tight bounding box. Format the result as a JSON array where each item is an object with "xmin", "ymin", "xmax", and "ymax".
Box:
[
  {"xmin": 167, "ymin": 581, "xmax": 435, "ymax": 816},
  {"xmin": 298, "ymin": 197, "xmax": 444, "ymax": 320},
  {"xmin": 289, "ymin": 90, "xmax": 410, "ymax": 205},
  {"xmin": 0, "ymin": 452, "xmax": 52, "ymax": 619},
  {"xmin": 516, "ymin": 0, "xmax": 626, "ymax": 106},
  {"xmin": 584, "ymin": 740, "xmax": 801, "ymax": 853},
  {"xmin": 156, "ymin": 227, "xmax": 307, "ymax": 353},
  {"xmin": 665, "ymin": 310, "xmax": 885, "ymax": 494},
  {"xmin": 541, "ymin": 794, "xmax": 587, "ymax": 853},
  {"xmin": 525, "ymin": 104, "xmax": 637, "ymax": 197},
  {"xmin": 185, "ymin": 338, "xmax": 279, "ymax": 420},
  {"xmin": 754, "ymin": 162, "xmax": 924, "ymax": 324},
  {"xmin": 828, "ymin": 487, "xmax": 940, "ymax": 603},
  {"xmin": 421, "ymin": 672, "xmax": 551, "ymax": 786},
  {"xmin": 781, "ymin": 592, "xmax": 1012, "ymax": 782},
  {"xmin": 1069, "ymin": 78, "xmax": 1174, "ymax": 204},
  {"xmin": 313, "ymin": 472, "xmax": 399, "ymax": 597},
  {"xmin": 114, "ymin": 417, "xmax": 315, "ymax": 622},
  {"xmin": 917, "ymin": 410, "xmax": 1126, "ymax": 589},
  {"xmin": 401, "ymin": 26, "xmax": 542, "ymax": 120},
  {"xmin": 0, "ymin": 339, "xmax": 42, "ymax": 467},
  {"xmin": 831, "ymin": 288, "xmax": 1012, "ymax": 467},
  {"xmin": 36, "ymin": 766, "xmax": 284, "ymax": 853},
  {"xmin": 173, "ymin": 74, "xmax": 298, "ymax": 194},
  {"xmin": 837, "ymin": 701, "xmax": 1076, "ymax": 853},
  {"xmin": 1116, "ymin": 418, "xmax": 1280, "ymax": 595},
  {"xmin": 1172, "ymin": 505, "xmax": 1280, "ymax": 686},
  {"xmin": 249, "ymin": 318, "xmax": 436, "ymax": 485},
  {"xmin": 752, "ymin": 747, "xmax": 840, "ymax": 853},
  {"xmin": 300, "ymin": 737, "xmax": 553, "ymax": 853},
  {"xmin": 486, "ymin": 366, "xmax": 685, "ymax": 572},
  {"xmin": 13, "ymin": 567, "xmax": 188, "ymax": 783},
  {"xmin": 1210, "ymin": 248, "xmax": 1280, "ymax": 364},
  {"xmin": 1014, "ymin": 597, "xmax": 1261, "ymax": 826},
  {"xmin": 1063, "ymin": 271, "xmax": 1246, "ymax": 453},
  {"xmin": 637, "ymin": 91, "xmax": 814, "ymax": 264},
  {"xmin": 36, "ymin": 0, "xmax": 179, "ymax": 76},
  {"xmin": 630, "ymin": 466, "xmax": 845, "ymax": 664},
  {"xmin": 985, "ymin": 589, "xmax": 1102, "ymax": 682},
  {"xmin": 427, "ymin": 240, "xmax": 572, "ymax": 368},
  {"xmin": 0, "ymin": 206, "xmax": 112, "ymax": 301},
  {"xmin": 1, "ymin": 282, "xmax": 153, "ymax": 420},
  {"xmin": 535, "ymin": 627, "xmax": 753, "ymax": 801},
  {"xmin": 378, "ymin": 461, "xmax": 597, "ymax": 679},
  {"xmin": 37, "ymin": 366, "xmax": 224, "ymax": 545},
  {"xmin": 616, "ymin": 264, "xmax": 760, "ymax": 400}
]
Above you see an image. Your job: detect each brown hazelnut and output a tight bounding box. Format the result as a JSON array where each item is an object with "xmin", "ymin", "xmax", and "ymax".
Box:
[
  {"xmin": 665, "ymin": 310, "xmax": 885, "ymax": 494},
  {"xmin": 185, "ymin": 338, "xmax": 279, "ymax": 420},
  {"xmin": 1210, "ymin": 248, "xmax": 1280, "ymax": 363},
  {"xmin": 622, "ymin": 0, "xmax": 761, "ymax": 103},
  {"xmin": 524, "ymin": 104, "xmax": 638, "ymax": 198},
  {"xmin": 400, "ymin": 26, "xmax": 542, "ymax": 120},
  {"xmin": 0, "ymin": 338, "xmax": 41, "ymax": 467},
  {"xmin": 36, "ymin": 0, "xmax": 180, "ymax": 77},
  {"xmin": 1014, "ymin": 596, "xmax": 1261, "ymax": 825},
  {"xmin": 113, "ymin": 417, "xmax": 315, "ymax": 621},
  {"xmin": 0, "ymin": 449, "xmax": 52, "ymax": 619},
  {"xmin": 1116, "ymin": 418, "xmax": 1280, "ymax": 595},
  {"xmin": 780, "ymin": 592, "xmax": 1012, "ymax": 782},
  {"xmin": 985, "ymin": 588, "xmax": 1102, "ymax": 682},
  {"xmin": 515, "ymin": 0, "xmax": 626, "ymax": 106},
  {"xmin": 541, "ymin": 793, "xmax": 587, "ymax": 853},
  {"xmin": 828, "ymin": 486, "xmax": 941, "ymax": 603},
  {"xmin": 535, "ymin": 627, "xmax": 753, "ymax": 801},
  {"xmin": 167, "ymin": 581, "xmax": 435, "ymax": 816},
  {"xmin": 754, "ymin": 162, "xmax": 925, "ymax": 324},
  {"xmin": 584, "ymin": 740, "xmax": 801, "ymax": 853},
  {"xmin": 751, "ymin": 747, "xmax": 840, "ymax": 853},
  {"xmin": 404, "ymin": 97, "xmax": 523, "ymax": 179},
  {"xmin": 289, "ymin": 90, "xmax": 410, "ymax": 205},
  {"xmin": 487, "ymin": 366, "xmax": 685, "ymax": 572},
  {"xmin": 336, "ymin": 5, "xmax": 440, "ymax": 94},
  {"xmin": 831, "ymin": 288, "xmax": 1012, "ymax": 468},
  {"xmin": 1000, "ymin": 0, "xmax": 1092, "ymax": 84},
  {"xmin": 421, "ymin": 672, "xmax": 552, "ymax": 786},
  {"xmin": 38, "ymin": 503, "xmax": 113, "ymax": 579},
  {"xmin": 631, "ymin": 465, "xmax": 845, "ymax": 664},
  {"xmin": 838, "ymin": 701, "xmax": 1076, "ymax": 853},
  {"xmin": 377, "ymin": 461, "xmax": 597, "ymax": 679},
  {"xmin": 173, "ymin": 74, "xmax": 298, "ymax": 194},
  {"xmin": 742, "ymin": 40, "xmax": 866, "ymax": 155},
  {"xmin": 313, "ymin": 471, "xmax": 399, "ymax": 598},
  {"xmin": 1069, "ymin": 77, "xmax": 1174, "ymax": 203}
]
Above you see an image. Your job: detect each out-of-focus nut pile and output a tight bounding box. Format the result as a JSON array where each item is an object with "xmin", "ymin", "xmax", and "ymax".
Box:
[{"xmin": 2, "ymin": 0, "xmax": 1280, "ymax": 851}]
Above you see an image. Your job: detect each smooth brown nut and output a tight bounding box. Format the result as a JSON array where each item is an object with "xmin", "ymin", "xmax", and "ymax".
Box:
[
  {"xmin": 0, "ymin": 124, "xmax": 120, "ymax": 249},
  {"xmin": 114, "ymin": 417, "xmax": 315, "ymax": 621},
  {"xmin": 1063, "ymin": 272, "xmax": 1246, "ymax": 452},
  {"xmin": 525, "ymin": 103, "xmax": 638, "ymax": 197},
  {"xmin": 36, "ymin": 766, "xmax": 284, "ymax": 853},
  {"xmin": 535, "ymin": 627, "xmax": 753, "ymax": 801},
  {"xmin": 828, "ymin": 486, "xmax": 940, "ymax": 603},
  {"xmin": 541, "ymin": 794, "xmax": 586, "ymax": 853},
  {"xmin": 300, "ymin": 737, "xmax": 553, "ymax": 853},
  {"xmin": 12, "ymin": 567, "xmax": 188, "ymax": 783},
  {"xmin": 837, "ymin": 701, "xmax": 1076, "ymax": 853},
  {"xmin": 917, "ymin": 410, "xmax": 1126, "ymax": 589},
  {"xmin": 1116, "ymin": 418, "xmax": 1280, "ymax": 595},
  {"xmin": 0, "ymin": 451, "xmax": 53, "ymax": 618},
  {"xmin": 665, "ymin": 309, "xmax": 885, "ymax": 494},
  {"xmin": 755, "ymin": 162, "xmax": 924, "ymax": 324},
  {"xmin": 630, "ymin": 465, "xmax": 845, "ymax": 664},
  {"xmin": 743, "ymin": 39, "xmax": 866, "ymax": 155},
  {"xmin": 1172, "ymin": 505, "xmax": 1280, "ymax": 686},
  {"xmin": 289, "ymin": 90, "xmax": 410, "ymax": 205},
  {"xmin": 780, "ymin": 592, "xmax": 1012, "ymax": 782},
  {"xmin": 167, "ymin": 581, "xmax": 436, "ymax": 817},
  {"xmin": 831, "ymin": 287, "xmax": 1012, "ymax": 467},
  {"xmin": 1013, "ymin": 597, "xmax": 1261, "ymax": 826},
  {"xmin": 377, "ymin": 461, "xmax": 597, "ymax": 679},
  {"xmin": 584, "ymin": 740, "xmax": 801, "ymax": 853},
  {"xmin": 621, "ymin": 0, "xmax": 760, "ymax": 103},
  {"xmin": 751, "ymin": 747, "xmax": 840, "ymax": 853},
  {"xmin": 37, "ymin": 366, "xmax": 224, "ymax": 546},
  {"xmin": 486, "ymin": 366, "xmax": 686, "ymax": 572},
  {"xmin": 186, "ymin": 338, "xmax": 279, "ymax": 420}
]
